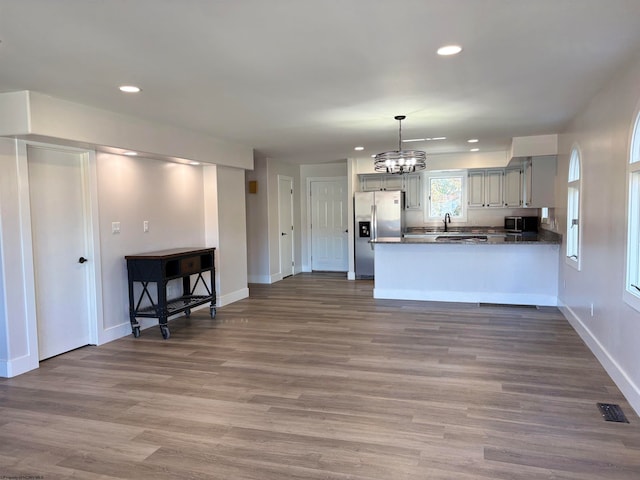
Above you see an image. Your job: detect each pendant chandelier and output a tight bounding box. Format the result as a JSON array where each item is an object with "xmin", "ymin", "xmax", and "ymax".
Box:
[{"xmin": 374, "ymin": 115, "xmax": 427, "ymax": 174}]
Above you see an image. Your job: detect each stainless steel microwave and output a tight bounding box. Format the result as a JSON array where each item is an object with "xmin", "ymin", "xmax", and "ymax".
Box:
[{"xmin": 505, "ymin": 216, "xmax": 538, "ymax": 233}]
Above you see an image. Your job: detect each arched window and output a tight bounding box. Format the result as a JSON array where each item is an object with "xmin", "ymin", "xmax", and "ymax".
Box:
[
  {"xmin": 566, "ymin": 147, "xmax": 581, "ymax": 268},
  {"xmin": 626, "ymin": 112, "xmax": 640, "ymax": 309}
]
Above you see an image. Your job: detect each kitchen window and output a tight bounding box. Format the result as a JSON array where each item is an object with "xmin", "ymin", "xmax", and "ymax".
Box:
[
  {"xmin": 425, "ymin": 171, "xmax": 467, "ymax": 222},
  {"xmin": 566, "ymin": 147, "xmax": 581, "ymax": 269},
  {"xmin": 625, "ymin": 111, "xmax": 640, "ymax": 311}
]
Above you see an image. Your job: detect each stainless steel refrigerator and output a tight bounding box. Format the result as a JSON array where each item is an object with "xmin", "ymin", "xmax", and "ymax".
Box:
[{"xmin": 354, "ymin": 190, "xmax": 405, "ymax": 278}]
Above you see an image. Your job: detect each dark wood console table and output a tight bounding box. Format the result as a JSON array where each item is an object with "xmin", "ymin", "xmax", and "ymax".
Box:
[{"xmin": 125, "ymin": 247, "xmax": 216, "ymax": 339}]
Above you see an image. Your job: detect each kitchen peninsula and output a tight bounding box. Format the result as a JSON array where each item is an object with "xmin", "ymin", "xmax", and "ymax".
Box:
[{"xmin": 371, "ymin": 229, "xmax": 561, "ymax": 306}]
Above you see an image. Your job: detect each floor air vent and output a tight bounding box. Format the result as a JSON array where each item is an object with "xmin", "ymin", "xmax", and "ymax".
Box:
[
  {"xmin": 597, "ymin": 403, "xmax": 630, "ymax": 423},
  {"xmin": 479, "ymin": 303, "xmax": 537, "ymax": 308}
]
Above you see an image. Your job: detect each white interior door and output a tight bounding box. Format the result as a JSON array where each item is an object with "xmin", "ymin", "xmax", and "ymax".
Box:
[
  {"xmin": 278, "ymin": 176, "xmax": 294, "ymax": 278},
  {"xmin": 28, "ymin": 146, "xmax": 92, "ymax": 360},
  {"xmin": 311, "ymin": 179, "xmax": 348, "ymax": 271}
]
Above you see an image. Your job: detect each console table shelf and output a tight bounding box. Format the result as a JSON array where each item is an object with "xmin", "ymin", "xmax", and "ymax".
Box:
[{"xmin": 125, "ymin": 247, "xmax": 216, "ymax": 339}]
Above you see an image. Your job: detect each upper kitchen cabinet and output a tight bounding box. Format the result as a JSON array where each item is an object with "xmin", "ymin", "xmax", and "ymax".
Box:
[
  {"xmin": 508, "ymin": 135, "xmax": 557, "ymax": 208},
  {"xmin": 358, "ymin": 173, "xmax": 422, "ymax": 210},
  {"xmin": 504, "ymin": 167, "xmax": 523, "ymax": 207},
  {"xmin": 404, "ymin": 173, "xmax": 422, "ymax": 210},
  {"xmin": 359, "ymin": 173, "xmax": 403, "ymax": 191},
  {"xmin": 524, "ymin": 155, "xmax": 556, "ymax": 207},
  {"xmin": 506, "ymin": 155, "xmax": 557, "ymax": 208},
  {"xmin": 468, "ymin": 169, "xmax": 504, "ymax": 208}
]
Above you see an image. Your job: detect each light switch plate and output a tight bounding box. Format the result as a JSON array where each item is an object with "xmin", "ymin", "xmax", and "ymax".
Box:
[
  {"xmin": 112, "ymin": 222, "xmax": 121, "ymax": 234},
  {"xmin": 143, "ymin": 220, "xmax": 149, "ymax": 233}
]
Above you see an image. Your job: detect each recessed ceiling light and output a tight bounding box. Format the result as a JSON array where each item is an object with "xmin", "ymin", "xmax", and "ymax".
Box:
[
  {"xmin": 437, "ymin": 45, "xmax": 463, "ymax": 56},
  {"xmin": 470, "ymin": 148, "xmax": 480, "ymax": 152},
  {"xmin": 122, "ymin": 151, "xmax": 138, "ymax": 156},
  {"xmin": 189, "ymin": 161, "xmax": 201, "ymax": 166},
  {"xmin": 354, "ymin": 146, "xmax": 364, "ymax": 151},
  {"xmin": 467, "ymin": 139, "xmax": 479, "ymax": 143},
  {"xmin": 119, "ymin": 85, "xmax": 141, "ymax": 93},
  {"xmin": 430, "ymin": 137, "xmax": 447, "ymax": 141}
]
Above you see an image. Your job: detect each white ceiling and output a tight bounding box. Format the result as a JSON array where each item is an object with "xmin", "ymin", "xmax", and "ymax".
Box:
[{"xmin": 1, "ymin": 0, "xmax": 640, "ymax": 165}]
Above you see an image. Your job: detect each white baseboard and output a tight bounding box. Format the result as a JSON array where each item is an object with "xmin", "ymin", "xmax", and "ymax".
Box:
[
  {"xmin": 559, "ymin": 302, "xmax": 640, "ymax": 417},
  {"xmin": 218, "ymin": 287, "xmax": 249, "ymax": 307},
  {"xmin": 248, "ymin": 274, "xmax": 272, "ymax": 284},
  {"xmin": 248, "ymin": 273, "xmax": 284, "ymax": 284},
  {"xmin": 0, "ymin": 353, "xmax": 39, "ymax": 378},
  {"xmin": 347, "ymin": 271, "xmax": 356, "ymax": 280},
  {"xmin": 98, "ymin": 322, "xmax": 134, "ymax": 344},
  {"xmin": 374, "ymin": 288, "xmax": 557, "ymax": 307}
]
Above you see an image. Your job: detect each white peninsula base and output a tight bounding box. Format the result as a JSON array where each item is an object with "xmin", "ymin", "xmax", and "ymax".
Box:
[{"xmin": 374, "ymin": 243, "xmax": 560, "ymax": 306}]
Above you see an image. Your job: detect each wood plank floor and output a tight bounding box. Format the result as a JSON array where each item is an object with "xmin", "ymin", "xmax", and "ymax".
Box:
[{"xmin": 1, "ymin": 272, "xmax": 639, "ymax": 479}]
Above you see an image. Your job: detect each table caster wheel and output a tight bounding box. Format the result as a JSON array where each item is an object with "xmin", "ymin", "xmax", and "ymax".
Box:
[
  {"xmin": 132, "ymin": 326, "xmax": 141, "ymax": 338},
  {"xmin": 210, "ymin": 307, "xmax": 216, "ymax": 319},
  {"xmin": 160, "ymin": 325, "xmax": 170, "ymax": 339}
]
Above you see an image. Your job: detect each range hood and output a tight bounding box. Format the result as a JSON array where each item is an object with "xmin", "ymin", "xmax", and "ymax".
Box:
[{"xmin": 508, "ymin": 134, "xmax": 558, "ymax": 166}]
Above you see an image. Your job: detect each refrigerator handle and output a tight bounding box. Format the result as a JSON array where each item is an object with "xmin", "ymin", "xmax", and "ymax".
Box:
[{"xmin": 370, "ymin": 204, "xmax": 377, "ymax": 250}]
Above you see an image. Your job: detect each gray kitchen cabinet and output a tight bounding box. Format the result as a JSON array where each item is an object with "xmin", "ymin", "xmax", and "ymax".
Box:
[
  {"xmin": 360, "ymin": 174, "xmax": 385, "ymax": 191},
  {"xmin": 359, "ymin": 174, "xmax": 403, "ymax": 191},
  {"xmin": 485, "ymin": 170, "xmax": 504, "ymax": 207},
  {"xmin": 404, "ymin": 173, "xmax": 422, "ymax": 210},
  {"xmin": 468, "ymin": 171, "xmax": 485, "ymax": 207},
  {"xmin": 525, "ymin": 155, "xmax": 556, "ymax": 207},
  {"xmin": 383, "ymin": 174, "xmax": 404, "ymax": 191},
  {"xmin": 504, "ymin": 167, "xmax": 523, "ymax": 207},
  {"xmin": 468, "ymin": 169, "xmax": 504, "ymax": 208},
  {"xmin": 358, "ymin": 173, "xmax": 421, "ymax": 210}
]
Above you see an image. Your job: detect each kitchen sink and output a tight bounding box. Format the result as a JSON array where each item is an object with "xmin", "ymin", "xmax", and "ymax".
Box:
[{"xmin": 435, "ymin": 235, "xmax": 488, "ymax": 242}]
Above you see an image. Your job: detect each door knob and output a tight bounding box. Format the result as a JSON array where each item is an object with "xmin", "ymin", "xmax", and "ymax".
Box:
[
  {"xmin": 78, "ymin": 256, "xmax": 88, "ymax": 264},
  {"xmin": 281, "ymin": 232, "xmax": 287, "ymax": 236}
]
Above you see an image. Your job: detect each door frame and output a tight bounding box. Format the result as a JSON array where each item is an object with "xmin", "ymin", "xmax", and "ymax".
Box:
[
  {"xmin": 305, "ymin": 176, "xmax": 348, "ymax": 272},
  {"xmin": 17, "ymin": 140, "xmax": 103, "ymax": 361},
  {"xmin": 277, "ymin": 175, "xmax": 294, "ymax": 279}
]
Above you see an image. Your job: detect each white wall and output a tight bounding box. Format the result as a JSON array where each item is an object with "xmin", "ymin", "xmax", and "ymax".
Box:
[
  {"xmin": 246, "ymin": 156, "xmax": 271, "ymax": 283},
  {"xmin": 405, "ymin": 205, "xmax": 536, "ymax": 228},
  {"xmin": 0, "ymin": 138, "xmax": 38, "ymax": 376},
  {"xmin": 97, "ymin": 153, "xmax": 206, "ymax": 338},
  {"xmin": 245, "ymin": 157, "xmax": 301, "ymax": 283},
  {"xmin": 215, "ymin": 166, "xmax": 249, "ymax": 305},
  {"xmin": 557, "ymin": 51, "xmax": 640, "ymax": 415}
]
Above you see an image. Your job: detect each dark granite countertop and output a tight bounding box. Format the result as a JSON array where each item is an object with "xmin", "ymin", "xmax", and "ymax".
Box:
[{"xmin": 372, "ymin": 228, "xmax": 561, "ymax": 245}]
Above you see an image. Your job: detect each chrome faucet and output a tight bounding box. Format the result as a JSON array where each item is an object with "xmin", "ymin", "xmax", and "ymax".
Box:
[{"xmin": 443, "ymin": 213, "xmax": 451, "ymax": 232}]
